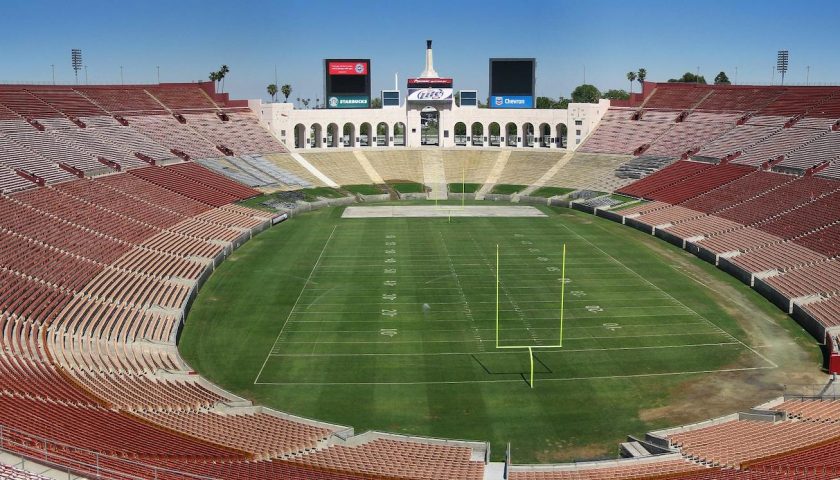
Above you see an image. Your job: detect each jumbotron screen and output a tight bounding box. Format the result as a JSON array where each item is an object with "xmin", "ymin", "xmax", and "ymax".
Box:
[
  {"xmin": 489, "ymin": 58, "xmax": 535, "ymax": 108},
  {"xmin": 324, "ymin": 59, "xmax": 371, "ymax": 109}
]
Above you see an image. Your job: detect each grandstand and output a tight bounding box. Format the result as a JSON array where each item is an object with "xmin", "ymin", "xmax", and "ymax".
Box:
[{"xmin": 0, "ymin": 77, "xmax": 840, "ymax": 480}]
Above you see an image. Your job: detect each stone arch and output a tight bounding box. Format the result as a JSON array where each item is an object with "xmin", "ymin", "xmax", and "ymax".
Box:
[
  {"xmin": 454, "ymin": 122, "xmax": 467, "ymax": 146},
  {"xmin": 556, "ymin": 123, "xmax": 568, "ymax": 148},
  {"xmin": 360, "ymin": 122, "xmax": 373, "ymax": 147},
  {"xmin": 376, "ymin": 122, "xmax": 389, "ymax": 146},
  {"xmin": 343, "ymin": 123, "xmax": 356, "ymax": 147},
  {"xmin": 310, "ymin": 124, "xmax": 323, "ymax": 149},
  {"xmin": 505, "ymin": 122, "xmax": 518, "ymax": 147},
  {"xmin": 393, "ymin": 122, "xmax": 406, "ymax": 146},
  {"xmin": 522, "ymin": 122, "xmax": 535, "ymax": 147},
  {"xmin": 294, "ymin": 123, "xmax": 307, "ymax": 149},
  {"xmin": 327, "ymin": 123, "xmax": 339, "ymax": 147},
  {"xmin": 489, "ymin": 122, "xmax": 501, "ymax": 147},
  {"xmin": 538, "ymin": 123, "xmax": 551, "ymax": 147},
  {"xmin": 471, "ymin": 122, "xmax": 484, "ymax": 146}
]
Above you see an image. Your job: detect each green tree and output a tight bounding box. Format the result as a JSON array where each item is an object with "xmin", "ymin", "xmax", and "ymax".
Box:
[
  {"xmin": 626, "ymin": 71, "xmax": 637, "ymax": 94},
  {"xmin": 714, "ymin": 71, "xmax": 731, "ymax": 85},
  {"xmin": 266, "ymin": 83, "xmax": 278, "ymax": 102},
  {"xmin": 280, "ymin": 84, "xmax": 292, "ymax": 102},
  {"xmin": 637, "ymin": 68, "xmax": 647, "ymax": 89},
  {"xmin": 602, "ymin": 89, "xmax": 630, "ymax": 100},
  {"xmin": 218, "ymin": 65, "xmax": 229, "ymax": 92},
  {"xmin": 668, "ymin": 72, "xmax": 707, "ymax": 84},
  {"xmin": 209, "ymin": 71, "xmax": 220, "ymax": 90},
  {"xmin": 571, "ymin": 84, "xmax": 601, "ymax": 103},
  {"xmin": 536, "ymin": 96, "xmax": 555, "ymax": 109},
  {"xmin": 371, "ymin": 97, "xmax": 382, "ymax": 109}
]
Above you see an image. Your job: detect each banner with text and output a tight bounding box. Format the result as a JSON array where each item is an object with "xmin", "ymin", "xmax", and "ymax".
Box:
[
  {"xmin": 406, "ymin": 88, "xmax": 454, "ymax": 102},
  {"xmin": 327, "ymin": 95, "xmax": 370, "ymax": 109},
  {"xmin": 328, "ymin": 61, "xmax": 368, "ymax": 75},
  {"xmin": 490, "ymin": 95, "xmax": 534, "ymax": 109}
]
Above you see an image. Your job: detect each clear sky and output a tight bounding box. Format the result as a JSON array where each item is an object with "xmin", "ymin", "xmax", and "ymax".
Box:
[{"xmin": 3, "ymin": 0, "xmax": 839, "ymax": 104}]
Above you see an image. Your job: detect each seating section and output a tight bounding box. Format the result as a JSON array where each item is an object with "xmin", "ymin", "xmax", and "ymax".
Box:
[
  {"xmin": 617, "ymin": 160, "xmax": 712, "ymax": 198},
  {"xmin": 290, "ymin": 439, "xmax": 485, "ymax": 480},
  {"xmin": 577, "ymin": 120, "xmax": 671, "ymax": 155},
  {"xmin": 301, "ymin": 151, "xmax": 374, "ymax": 185},
  {"xmin": 508, "ymin": 457, "xmax": 704, "ymax": 479}
]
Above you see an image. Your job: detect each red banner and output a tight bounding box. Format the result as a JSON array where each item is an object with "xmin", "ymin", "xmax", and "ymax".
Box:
[
  {"xmin": 328, "ymin": 62, "xmax": 368, "ymax": 75},
  {"xmin": 407, "ymin": 77, "xmax": 453, "ymax": 88}
]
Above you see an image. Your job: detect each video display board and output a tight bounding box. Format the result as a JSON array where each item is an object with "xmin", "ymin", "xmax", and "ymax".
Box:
[
  {"xmin": 406, "ymin": 77, "xmax": 454, "ymax": 103},
  {"xmin": 489, "ymin": 58, "xmax": 535, "ymax": 109},
  {"xmin": 325, "ymin": 59, "xmax": 371, "ymax": 109}
]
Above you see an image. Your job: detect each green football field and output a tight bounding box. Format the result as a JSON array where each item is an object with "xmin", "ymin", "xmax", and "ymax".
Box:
[{"xmin": 179, "ymin": 202, "xmax": 818, "ymax": 463}]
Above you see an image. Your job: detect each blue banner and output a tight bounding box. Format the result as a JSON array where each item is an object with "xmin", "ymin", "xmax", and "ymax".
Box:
[{"xmin": 490, "ymin": 95, "xmax": 534, "ymax": 109}]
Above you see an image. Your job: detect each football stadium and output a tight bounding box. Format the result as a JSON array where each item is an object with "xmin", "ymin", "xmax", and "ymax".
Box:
[{"xmin": 2, "ymin": 1, "xmax": 840, "ymax": 478}]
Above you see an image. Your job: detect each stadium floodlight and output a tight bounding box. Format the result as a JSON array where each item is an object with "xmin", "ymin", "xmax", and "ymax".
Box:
[
  {"xmin": 71, "ymin": 49, "xmax": 82, "ymax": 84},
  {"xmin": 776, "ymin": 50, "xmax": 789, "ymax": 85},
  {"xmin": 495, "ymin": 243, "xmax": 567, "ymax": 388}
]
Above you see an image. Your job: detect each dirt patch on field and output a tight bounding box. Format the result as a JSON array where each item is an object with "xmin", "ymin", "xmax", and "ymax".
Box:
[{"xmin": 628, "ymin": 232, "xmax": 825, "ymax": 425}]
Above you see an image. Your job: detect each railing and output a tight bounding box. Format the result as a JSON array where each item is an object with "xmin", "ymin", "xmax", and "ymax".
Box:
[{"xmin": 0, "ymin": 424, "xmax": 222, "ymax": 480}]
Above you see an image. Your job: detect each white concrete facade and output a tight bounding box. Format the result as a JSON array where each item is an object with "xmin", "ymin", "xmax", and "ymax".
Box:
[{"xmin": 251, "ymin": 98, "xmax": 609, "ymax": 151}]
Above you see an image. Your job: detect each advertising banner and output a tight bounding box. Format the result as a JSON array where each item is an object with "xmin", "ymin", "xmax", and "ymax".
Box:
[
  {"xmin": 490, "ymin": 95, "xmax": 534, "ymax": 109},
  {"xmin": 407, "ymin": 77, "xmax": 453, "ymax": 88},
  {"xmin": 406, "ymin": 88, "xmax": 454, "ymax": 102},
  {"xmin": 328, "ymin": 61, "xmax": 368, "ymax": 75},
  {"xmin": 327, "ymin": 95, "xmax": 370, "ymax": 109}
]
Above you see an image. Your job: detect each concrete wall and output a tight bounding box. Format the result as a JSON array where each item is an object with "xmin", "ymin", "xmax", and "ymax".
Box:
[{"xmin": 253, "ymin": 98, "xmax": 609, "ymax": 151}]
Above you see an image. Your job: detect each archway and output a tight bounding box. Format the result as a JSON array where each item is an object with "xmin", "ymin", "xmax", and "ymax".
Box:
[
  {"xmin": 454, "ymin": 122, "xmax": 467, "ymax": 146},
  {"xmin": 539, "ymin": 123, "xmax": 551, "ymax": 148},
  {"xmin": 471, "ymin": 122, "xmax": 484, "ymax": 146},
  {"xmin": 360, "ymin": 123, "xmax": 372, "ymax": 147},
  {"xmin": 327, "ymin": 123, "xmax": 339, "ymax": 148},
  {"xmin": 489, "ymin": 122, "xmax": 501, "ymax": 147},
  {"xmin": 393, "ymin": 122, "xmax": 406, "ymax": 146},
  {"xmin": 556, "ymin": 123, "xmax": 567, "ymax": 148},
  {"xmin": 343, "ymin": 123, "xmax": 356, "ymax": 147},
  {"xmin": 310, "ymin": 124, "xmax": 323, "ymax": 149},
  {"xmin": 420, "ymin": 107, "xmax": 439, "ymax": 146},
  {"xmin": 294, "ymin": 123, "xmax": 307, "ymax": 149},
  {"xmin": 505, "ymin": 122, "xmax": 518, "ymax": 147},
  {"xmin": 522, "ymin": 123, "xmax": 535, "ymax": 147},
  {"xmin": 376, "ymin": 122, "xmax": 389, "ymax": 146}
]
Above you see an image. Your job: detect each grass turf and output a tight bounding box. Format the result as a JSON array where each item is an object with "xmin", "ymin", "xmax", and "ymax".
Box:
[
  {"xmin": 529, "ymin": 187, "xmax": 575, "ymax": 198},
  {"xmin": 449, "ymin": 183, "xmax": 481, "ymax": 194},
  {"xmin": 180, "ymin": 202, "xmax": 812, "ymax": 463},
  {"xmin": 343, "ymin": 184, "xmax": 386, "ymax": 195},
  {"xmin": 490, "ymin": 184, "xmax": 527, "ymax": 195},
  {"xmin": 389, "ymin": 182, "xmax": 425, "ymax": 194}
]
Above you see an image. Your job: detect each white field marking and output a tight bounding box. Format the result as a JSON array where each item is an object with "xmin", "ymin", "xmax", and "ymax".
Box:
[
  {"xmin": 283, "ymin": 321, "xmax": 714, "ymax": 333},
  {"xmin": 268, "ymin": 340, "xmax": 739, "ymax": 351},
  {"xmin": 270, "ymin": 331, "xmax": 733, "ymax": 344},
  {"xmin": 293, "ymin": 294, "xmax": 676, "ymax": 306},
  {"xmin": 254, "ymin": 366, "xmax": 775, "ymax": 386},
  {"xmin": 438, "ymin": 231, "xmax": 485, "ymax": 351},
  {"xmin": 275, "ymin": 312, "xmax": 699, "ymax": 323},
  {"xmin": 557, "ymin": 222, "xmax": 780, "ymax": 369},
  {"xmin": 301, "ymin": 283, "xmax": 658, "ymax": 292},
  {"xmin": 253, "ymin": 224, "xmax": 338, "ymax": 384},
  {"xmin": 289, "ymin": 305, "xmax": 694, "ymax": 315}
]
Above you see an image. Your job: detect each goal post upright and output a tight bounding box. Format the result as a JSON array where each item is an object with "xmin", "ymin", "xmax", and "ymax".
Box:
[{"xmin": 494, "ymin": 242, "xmax": 568, "ymax": 387}]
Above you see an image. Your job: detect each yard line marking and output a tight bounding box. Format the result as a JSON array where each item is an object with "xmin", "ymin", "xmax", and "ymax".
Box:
[
  {"xmin": 254, "ymin": 365, "xmax": 775, "ymax": 386},
  {"xmin": 438, "ymin": 231, "xmax": 485, "ymax": 351},
  {"xmin": 267, "ymin": 341, "xmax": 739, "ymax": 353},
  {"xmin": 285, "ymin": 312, "xmax": 699, "ymax": 323},
  {"xmin": 271, "ymin": 331, "xmax": 734, "ymax": 344},
  {"xmin": 557, "ymin": 222, "xmax": 779, "ymax": 369},
  {"xmin": 253, "ymin": 224, "xmax": 338, "ymax": 384}
]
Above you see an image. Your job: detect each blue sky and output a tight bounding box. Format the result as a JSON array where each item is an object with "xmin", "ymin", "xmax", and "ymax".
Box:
[{"xmin": 3, "ymin": 0, "xmax": 839, "ymax": 104}]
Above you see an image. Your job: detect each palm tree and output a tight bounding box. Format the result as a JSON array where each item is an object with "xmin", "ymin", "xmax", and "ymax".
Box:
[
  {"xmin": 295, "ymin": 97, "xmax": 300, "ymax": 108},
  {"xmin": 626, "ymin": 71, "xmax": 637, "ymax": 94},
  {"xmin": 209, "ymin": 71, "xmax": 220, "ymax": 91},
  {"xmin": 218, "ymin": 65, "xmax": 230, "ymax": 93},
  {"xmin": 281, "ymin": 84, "xmax": 292, "ymax": 103},
  {"xmin": 637, "ymin": 68, "xmax": 647, "ymax": 89},
  {"xmin": 266, "ymin": 84, "xmax": 278, "ymax": 102}
]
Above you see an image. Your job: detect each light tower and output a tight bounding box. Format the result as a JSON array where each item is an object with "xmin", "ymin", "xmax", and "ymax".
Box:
[
  {"xmin": 777, "ymin": 50, "xmax": 789, "ymax": 85},
  {"xmin": 71, "ymin": 49, "xmax": 83, "ymax": 84}
]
